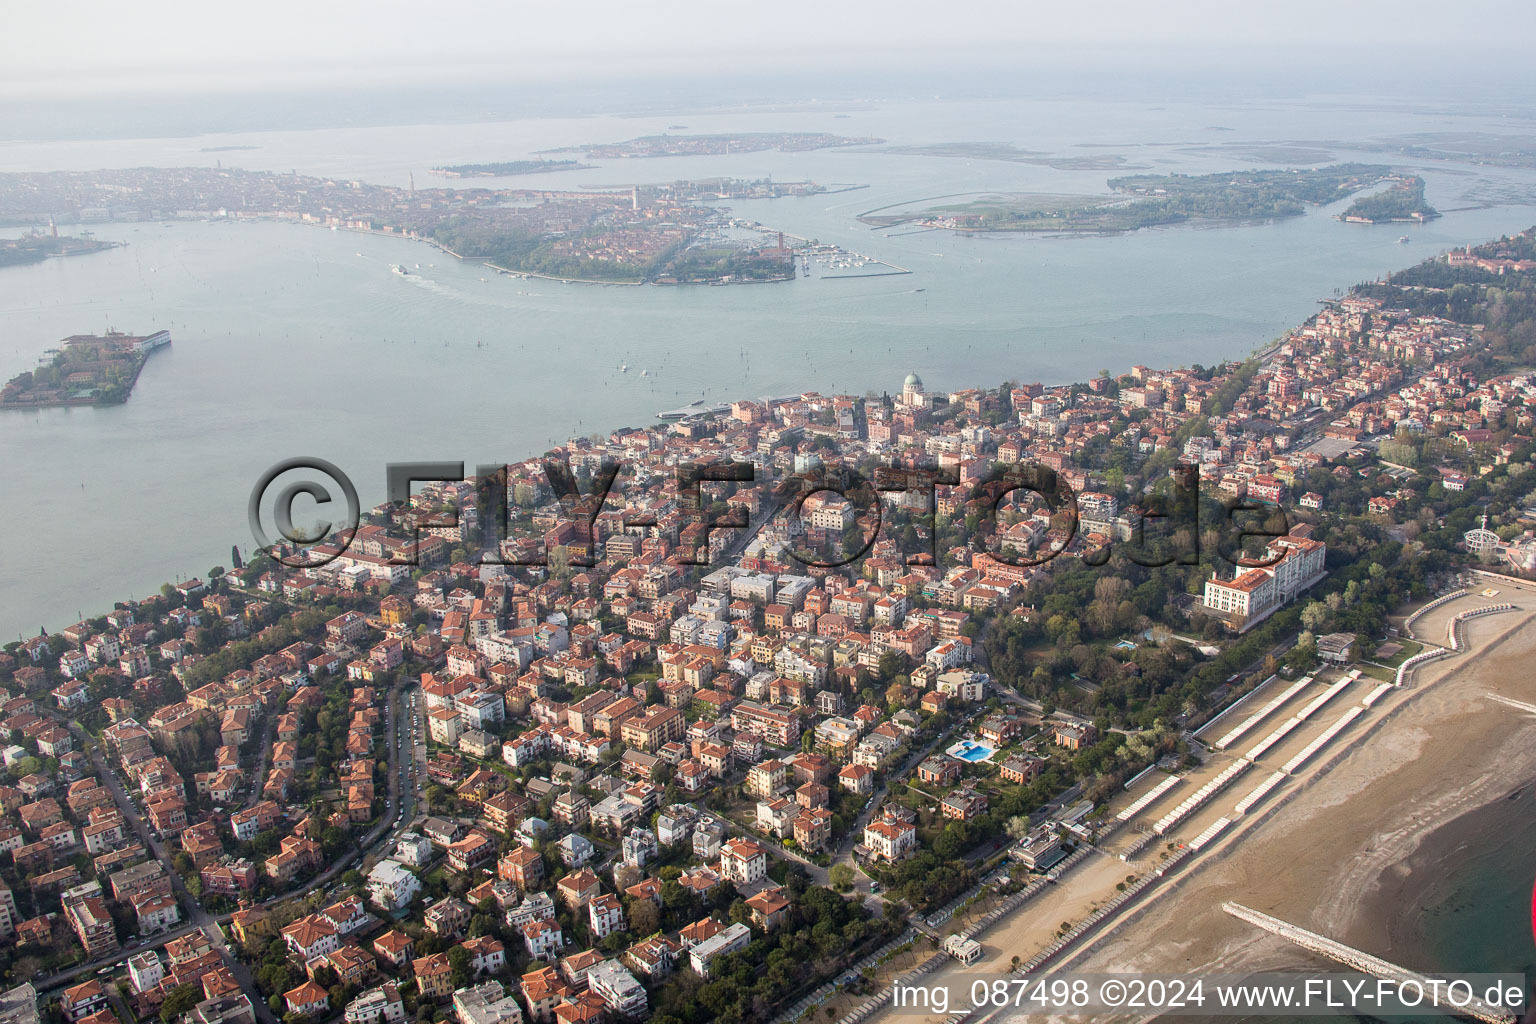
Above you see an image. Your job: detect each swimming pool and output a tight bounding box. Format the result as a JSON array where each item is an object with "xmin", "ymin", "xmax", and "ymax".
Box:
[{"xmin": 947, "ymin": 740, "xmax": 997, "ymax": 763}]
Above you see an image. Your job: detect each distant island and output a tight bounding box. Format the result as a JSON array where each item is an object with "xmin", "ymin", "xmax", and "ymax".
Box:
[
  {"xmin": 0, "ymin": 331, "xmax": 170, "ymax": 408},
  {"xmin": 872, "ymin": 141, "xmax": 1138, "ymax": 171},
  {"xmin": 1338, "ymin": 175, "xmax": 1439, "ymax": 223},
  {"xmin": 859, "ymin": 163, "xmax": 1411, "ymax": 234},
  {"xmin": 541, "ymin": 131, "xmax": 883, "ymax": 159},
  {"xmin": 1323, "ymin": 130, "xmax": 1536, "ymax": 172},
  {"xmin": 0, "ymin": 231, "xmax": 120, "ymax": 268},
  {"xmin": 429, "ymin": 159, "xmax": 594, "ymax": 177},
  {"xmin": 199, "ymin": 145, "xmax": 258, "ymax": 153},
  {"xmin": 0, "ymin": 166, "xmax": 848, "ymax": 286}
]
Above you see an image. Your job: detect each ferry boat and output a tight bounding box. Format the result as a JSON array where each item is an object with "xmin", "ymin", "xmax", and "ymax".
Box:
[{"xmin": 392, "ymin": 264, "xmax": 410, "ymax": 276}]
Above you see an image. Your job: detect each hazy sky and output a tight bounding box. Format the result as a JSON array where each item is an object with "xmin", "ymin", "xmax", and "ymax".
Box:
[{"xmin": 10, "ymin": 0, "xmax": 1536, "ymax": 95}]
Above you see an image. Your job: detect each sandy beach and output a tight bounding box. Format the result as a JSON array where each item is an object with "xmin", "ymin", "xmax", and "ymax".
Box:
[{"xmin": 1056, "ymin": 586, "xmax": 1536, "ymax": 986}]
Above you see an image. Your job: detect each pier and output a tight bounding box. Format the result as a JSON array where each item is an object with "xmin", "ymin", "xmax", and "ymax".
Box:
[{"xmin": 1222, "ymin": 902, "xmax": 1516, "ymax": 1024}]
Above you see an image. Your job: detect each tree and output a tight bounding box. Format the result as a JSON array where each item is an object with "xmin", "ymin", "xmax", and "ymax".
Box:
[
  {"xmin": 828, "ymin": 864, "xmax": 854, "ymax": 893},
  {"xmin": 629, "ymin": 898, "xmax": 660, "ymax": 937},
  {"xmin": 1286, "ymin": 637, "xmax": 1318, "ymax": 673},
  {"xmin": 160, "ymin": 983, "xmax": 202, "ymax": 1024},
  {"xmin": 447, "ymin": 945, "xmax": 471, "ymax": 988},
  {"xmin": 661, "ymin": 879, "xmax": 691, "ymax": 912}
]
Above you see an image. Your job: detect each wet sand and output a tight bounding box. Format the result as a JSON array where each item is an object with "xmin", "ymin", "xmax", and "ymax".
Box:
[{"xmin": 1361, "ymin": 780, "xmax": 1536, "ymax": 978}]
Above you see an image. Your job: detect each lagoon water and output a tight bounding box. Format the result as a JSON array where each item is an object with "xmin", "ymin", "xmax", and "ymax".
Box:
[{"xmin": 2, "ymin": 93, "xmax": 1536, "ymax": 637}]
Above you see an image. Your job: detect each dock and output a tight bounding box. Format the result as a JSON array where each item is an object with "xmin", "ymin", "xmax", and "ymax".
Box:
[{"xmin": 656, "ymin": 401, "xmax": 730, "ymax": 421}]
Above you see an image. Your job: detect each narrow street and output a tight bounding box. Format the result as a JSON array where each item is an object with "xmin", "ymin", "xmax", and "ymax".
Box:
[{"xmin": 240, "ymin": 713, "xmax": 277, "ymax": 811}]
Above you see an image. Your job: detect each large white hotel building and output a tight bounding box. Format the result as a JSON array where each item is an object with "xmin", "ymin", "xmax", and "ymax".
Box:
[{"xmin": 1202, "ymin": 529, "xmax": 1327, "ymax": 631}]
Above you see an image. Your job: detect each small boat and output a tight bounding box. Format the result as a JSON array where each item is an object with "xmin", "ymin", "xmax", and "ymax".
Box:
[
  {"xmin": 620, "ymin": 364, "xmax": 628, "ymax": 373},
  {"xmin": 392, "ymin": 264, "xmax": 410, "ymax": 276},
  {"xmin": 1398, "ymin": 236, "xmax": 1410, "ymax": 244},
  {"xmin": 640, "ymin": 369, "xmax": 648, "ymax": 377}
]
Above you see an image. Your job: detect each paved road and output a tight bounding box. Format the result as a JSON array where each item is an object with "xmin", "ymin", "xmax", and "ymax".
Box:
[
  {"xmin": 718, "ymin": 501, "xmax": 781, "ymax": 565},
  {"xmin": 38, "ymin": 920, "xmax": 204, "ymax": 994},
  {"xmin": 241, "ymin": 712, "xmax": 278, "ymax": 811},
  {"xmin": 293, "ymin": 675, "xmax": 422, "ymax": 890}
]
